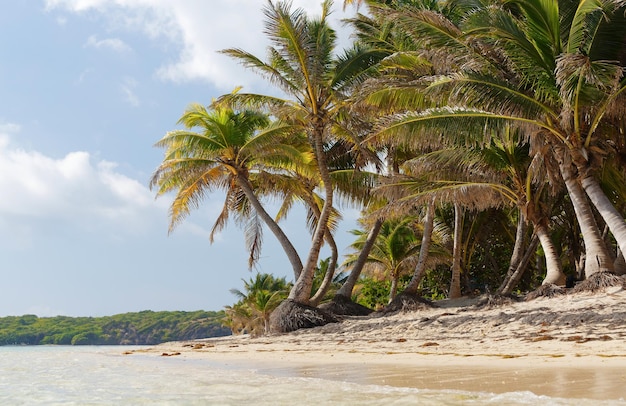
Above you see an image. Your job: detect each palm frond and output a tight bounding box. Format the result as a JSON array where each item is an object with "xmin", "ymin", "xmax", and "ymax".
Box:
[
  {"xmin": 374, "ymin": 106, "xmax": 558, "ymax": 151},
  {"xmin": 244, "ymin": 209, "xmax": 264, "ymax": 269}
]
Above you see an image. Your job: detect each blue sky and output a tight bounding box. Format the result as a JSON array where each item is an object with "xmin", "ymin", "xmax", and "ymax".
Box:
[{"xmin": 0, "ymin": 1, "xmax": 360, "ymax": 317}]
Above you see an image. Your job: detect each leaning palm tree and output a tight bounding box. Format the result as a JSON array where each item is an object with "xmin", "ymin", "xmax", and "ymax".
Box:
[
  {"xmin": 369, "ymin": 0, "xmax": 626, "ymax": 281},
  {"xmin": 150, "ymin": 103, "xmax": 310, "ymax": 277},
  {"xmin": 459, "ymin": 0, "xmax": 626, "ymax": 277},
  {"xmin": 217, "ymin": 0, "xmax": 376, "ymax": 332}
]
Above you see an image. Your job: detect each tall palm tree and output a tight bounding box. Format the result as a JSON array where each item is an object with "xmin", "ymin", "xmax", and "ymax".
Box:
[
  {"xmin": 216, "ymin": 1, "xmax": 377, "ymax": 331},
  {"xmin": 470, "ymin": 0, "xmax": 626, "ymax": 277},
  {"xmin": 150, "ymin": 103, "xmax": 309, "ymax": 278}
]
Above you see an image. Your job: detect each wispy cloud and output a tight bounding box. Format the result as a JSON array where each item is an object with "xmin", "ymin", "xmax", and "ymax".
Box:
[
  {"xmin": 74, "ymin": 68, "xmax": 93, "ymax": 85},
  {"xmin": 85, "ymin": 34, "xmax": 132, "ymax": 53},
  {"xmin": 120, "ymin": 77, "xmax": 140, "ymax": 106},
  {"xmin": 0, "ymin": 122, "xmax": 21, "ymax": 135}
]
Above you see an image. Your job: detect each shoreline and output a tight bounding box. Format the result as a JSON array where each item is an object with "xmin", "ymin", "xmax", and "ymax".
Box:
[{"xmin": 131, "ymin": 289, "xmax": 626, "ymax": 401}]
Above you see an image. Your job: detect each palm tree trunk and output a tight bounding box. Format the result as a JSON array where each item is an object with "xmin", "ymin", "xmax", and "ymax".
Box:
[
  {"xmin": 236, "ymin": 174, "xmax": 304, "ymax": 279},
  {"xmin": 615, "ymin": 248, "xmax": 626, "ymax": 275},
  {"xmin": 580, "ymin": 174, "xmax": 626, "ymax": 263},
  {"xmin": 303, "ymin": 194, "xmax": 339, "ymax": 306},
  {"xmin": 556, "ymin": 151, "xmax": 613, "ymax": 277},
  {"xmin": 308, "ymin": 231, "xmax": 338, "ymax": 306},
  {"xmin": 403, "ymin": 198, "xmax": 435, "ymax": 295},
  {"xmin": 448, "ymin": 202, "xmax": 463, "ymax": 299},
  {"xmin": 535, "ymin": 223, "xmax": 566, "ymax": 285},
  {"xmin": 389, "ymin": 274, "xmax": 399, "ymax": 303},
  {"xmin": 336, "ymin": 217, "xmax": 384, "ymax": 298},
  {"xmin": 289, "ymin": 125, "xmax": 334, "ymax": 303},
  {"xmin": 497, "ymin": 213, "xmax": 526, "ymax": 294},
  {"xmin": 499, "ymin": 234, "xmax": 539, "ymax": 295}
]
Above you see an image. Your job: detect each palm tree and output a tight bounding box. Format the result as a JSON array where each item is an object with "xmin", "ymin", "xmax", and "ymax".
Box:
[
  {"xmin": 333, "ymin": 213, "xmax": 384, "ymax": 300},
  {"xmin": 227, "ymin": 273, "xmax": 291, "ymax": 335},
  {"xmin": 375, "ymin": 148, "xmax": 511, "ymax": 302},
  {"xmin": 474, "ymin": 0, "xmax": 626, "ymax": 278},
  {"xmin": 150, "ymin": 103, "xmax": 310, "ymax": 278},
  {"xmin": 216, "ymin": 0, "xmax": 377, "ymax": 332},
  {"xmin": 369, "ymin": 0, "xmax": 626, "ymax": 281},
  {"xmin": 344, "ymin": 217, "xmax": 422, "ymax": 302}
]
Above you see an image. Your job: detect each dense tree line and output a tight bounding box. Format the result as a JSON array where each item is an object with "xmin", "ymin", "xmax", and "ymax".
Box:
[{"xmin": 0, "ymin": 311, "xmax": 230, "ymax": 345}]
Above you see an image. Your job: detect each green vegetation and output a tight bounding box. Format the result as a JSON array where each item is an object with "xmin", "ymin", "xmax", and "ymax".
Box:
[
  {"xmin": 224, "ymin": 273, "xmax": 291, "ymax": 336},
  {"xmin": 0, "ymin": 310, "xmax": 230, "ymax": 346}
]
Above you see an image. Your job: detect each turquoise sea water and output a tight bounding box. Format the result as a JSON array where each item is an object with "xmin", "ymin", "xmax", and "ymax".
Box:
[{"xmin": 0, "ymin": 346, "xmax": 623, "ymax": 405}]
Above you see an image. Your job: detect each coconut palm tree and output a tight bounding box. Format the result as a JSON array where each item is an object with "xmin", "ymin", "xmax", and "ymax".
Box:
[
  {"xmin": 369, "ymin": 0, "xmax": 626, "ymax": 281},
  {"xmin": 216, "ymin": 0, "xmax": 379, "ymax": 332},
  {"xmin": 461, "ymin": 0, "xmax": 626, "ymax": 277},
  {"xmin": 374, "ymin": 148, "xmax": 511, "ymax": 302},
  {"xmin": 255, "ymin": 122, "xmax": 383, "ymax": 307},
  {"xmin": 150, "ymin": 103, "xmax": 310, "ymax": 278}
]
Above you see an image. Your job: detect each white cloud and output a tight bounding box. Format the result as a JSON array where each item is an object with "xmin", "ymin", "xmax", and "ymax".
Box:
[
  {"xmin": 85, "ymin": 34, "xmax": 132, "ymax": 53},
  {"xmin": 0, "ymin": 132, "xmax": 165, "ymax": 235},
  {"xmin": 44, "ymin": 0, "xmax": 355, "ymax": 91},
  {"xmin": 74, "ymin": 68, "xmax": 93, "ymax": 85}
]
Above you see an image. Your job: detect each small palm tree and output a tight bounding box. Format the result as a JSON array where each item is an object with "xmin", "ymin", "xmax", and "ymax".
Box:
[
  {"xmin": 345, "ymin": 217, "xmax": 422, "ymax": 302},
  {"xmin": 227, "ymin": 273, "xmax": 291, "ymax": 336}
]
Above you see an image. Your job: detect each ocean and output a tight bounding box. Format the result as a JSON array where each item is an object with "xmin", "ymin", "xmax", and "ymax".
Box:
[{"xmin": 0, "ymin": 346, "xmax": 623, "ymax": 405}]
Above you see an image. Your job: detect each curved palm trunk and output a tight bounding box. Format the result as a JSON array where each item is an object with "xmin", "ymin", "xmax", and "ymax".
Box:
[
  {"xmin": 556, "ymin": 152, "xmax": 613, "ymax": 277},
  {"xmin": 448, "ymin": 202, "xmax": 463, "ymax": 299},
  {"xmin": 308, "ymin": 230, "xmax": 338, "ymax": 306},
  {"xmin": 289, "ymin": 124, "xmax": 334, "ymax": 303},
  {"xmin": 580, "ymin": 174, "xmax": 626, "ymax": 262},
  {"xmin": 499, "ymin": 234, "xmax": 539, "ymax": 295},
  {"xmin": 535, "ymin": 223, "xmax": 566, "ymax": 285},
  {"xmin": 497, "ymin": 214, "xmax": 526, "ymax": 294},
  {"xmin": 336, "ymin": 218, "xmax": 384, "ymax": 298},
  {"xmin": 403, "ymin": 198, "xmax": 435, "ymax": 295},
  {"xmin": 303, "ymin": 194, "xmax": 339, "ymax": 306},
  {"xmin": 236, "ymin": 174, "xmax": 304, "ymax": 279}
]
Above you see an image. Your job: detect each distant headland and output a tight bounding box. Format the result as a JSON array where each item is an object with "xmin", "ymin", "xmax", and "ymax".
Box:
[{"xmin": 0, "ymin": 310, "xmax": 230, "ymax": 345}]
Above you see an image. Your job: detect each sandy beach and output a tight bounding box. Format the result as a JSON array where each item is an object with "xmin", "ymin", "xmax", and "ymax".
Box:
[{"xmin": 133, "ymin": 288, "xmax": 626, "ymax": 401}]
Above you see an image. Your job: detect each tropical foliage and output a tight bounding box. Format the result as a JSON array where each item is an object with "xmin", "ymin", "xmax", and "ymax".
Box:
[
  {"xmin": 153, "ymin": 0, "xmax": 626, "ymax": 333},
  {"xmin": 224, "ymin": 273, "xmax": 291, "ymax": 336}
]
